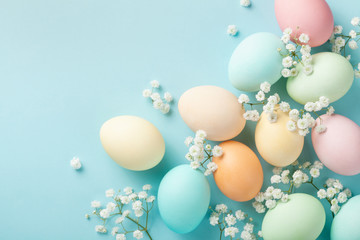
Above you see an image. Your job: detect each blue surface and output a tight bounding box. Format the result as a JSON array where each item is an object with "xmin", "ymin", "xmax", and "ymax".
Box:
[{"xmin": 0, "ymin": 0, "xmax": 359, "ymax": 239}]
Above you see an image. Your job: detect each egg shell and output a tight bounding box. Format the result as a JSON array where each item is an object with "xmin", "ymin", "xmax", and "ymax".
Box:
[
  {"xmin": 100, "ymin": 115, "xmax": 165, "ymax": 171},
  {"xmin": 212, "ymin": 140, "xmax": 263, "ymax": 202},
  {"xmin": 255, "ymin": 109, "xmax": 304, "ymax": 167},
  {"xmin": 287, "ymin": 52, "xmax": 354, "ymax": 104},
  {"xmin": 331, "ymin": 195, "xmax": 360, "ymax": 240},
  {"xmin": 275, "ymin": 0, "xmax": 334, "ymax": 47},
  {"xmin": 228, "ymin": 32, "xmax": 285, "ymax": 92},
  {"xmin": 178, "ymin": 85, "xmax": 245, "ymax": 141},
  {"xmin": 157, "ymin": 164, "xmax": 210, "ymax": 234},
  {"xmin": 262, "ymin": 193, "xmax": 326, "ymax": 240},
  {"xmin": 311, "ymin": 114, "xmax": 360, "ymax": 176}
]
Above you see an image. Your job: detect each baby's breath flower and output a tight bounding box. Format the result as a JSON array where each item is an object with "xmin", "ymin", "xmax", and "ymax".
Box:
[
  {"xmin": 265, "ymin": 199, "xmax": 276, "ymax": 209},
  {"xmin": 91, "ymin": 200, "xmax": 101, "ymax": 208},
  {"xmin": 227, "ymin": 25, "xmax": 238, "ymax": 36},
  {"xmin": 255, "ymin": 90, "xmax": 265, "ymax": 101},
  {"xmin": 215, "ymin": 204, "xmax": 228, "ymax": 213},
  {"xmin": 315, "ymin": 125, "xmax": 327, "ymax": 133},
  {"xmin": 133, "ymin": 230, "xmax": 143, "ymax": 239},
  {"xmin": 210, "ymin": 214, "xmax": 219, "ymax": 226},
  {"xmin": 260, "ymin": 82, "xmax": 271, "ymax": 93},
  {"xmin": 225, "ymin": 227, "xmax": 239, "ymax": 238},
  {"xmin": 238, "ymin": 94, "xmax": 250, "ymax": 104},
  {"xmin": 116, "ymin": 234, "xmax": 126, "ymax": 240},
  {"xmin": 225, "ymin": 214, "xmax": 237, "ymax": 226},
  {"xmin": 235, "ymin": 210, "xmax": 246, "ymax": 220},
  {"xmin": 270, "ymin": 175, "xmax": 281, "ymax": 184},
  {"xmin": 150, "ymin": 80, "xmax": 160, "ymax": 88},
  {"xmin": 95, "ymin": 225, "xmax": 107, "ymax": 233},
  {"xmin": 142, "ymin": 89, "xmax": 151, "ymax": 98},
  {"xmin": 240, "ymin": 0, "xmax": 251, "ymax": 7},
  {"xmin": 70, "ymin": 157, "xmax": 82, "ymax": 170},
  {"xmin": 310, "ymin": 167, "xmax": 320, "ymax": 178},
  {"xmin": 333, "ymin": 25, "xmax": 343, "ymax": 34},
  {"xmin": 351, "ymin": 17, "xmax": 360, "ymax": 26},
  {"xmin": 299, "ymin": 33, "xmax": 310, "ymax": 43},
  {"xmin": 105, "ymin": 189, "xmax": 115, "ymax": 198}
]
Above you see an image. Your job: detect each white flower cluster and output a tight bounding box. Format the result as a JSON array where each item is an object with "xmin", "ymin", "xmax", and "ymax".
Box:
[
  {"xmin": 227, "ymin": 25, "xmax": 238, "ymax": 36},
  {"xmin": 185, "ymin": 130, "xmax": 222, "ymax": 176},
  {"xmin": 330, "ymin": 18, "xmax": 360, "ymax": 59},
  {"xmin": 240, "ymin": 0, "xmax": 251, "ymax": 7},
  {"xmin": 280, "ymin": 28, "xmax": 313, "ymax": 77},
  {"xmin": 184, "ymin": 130, "xmax": 223, "ymax": 176},
  {"xmin": 317, "ymin": 179, "xmax": 352, "ymax": 215},
  {"xmin": 143, "ymin": 80, "xmax": 173, "ymax": 114},
  {"xmin": 252, "ymin": 186, "xmax": 289, "ymax": 213},
  {"xmin": 209, "ymin": 204, "xmax": 262, "ymax": 240},
  {"xmin": 239, "ymin": 81, "xmax": 291, "ymax": 124},
  {"xmin": 286, "ymin": 96, "xmax": 334, "ymax": 136},
  {"xmin": 253, "ymin": 160, "xmax": 324, "ymax": 213},
  {"xmin": 90, "ymin": 185, "xmax": 155, "ymax": 240},
  {"xmin": 70, "ymin": 156, "xmax": 82, "ymax": 170}
]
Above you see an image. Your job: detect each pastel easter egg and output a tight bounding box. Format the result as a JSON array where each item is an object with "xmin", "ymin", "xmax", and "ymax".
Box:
[
  {"xmin": 178, "ymin": 86, "xmax": 245, "ymax": 141},
  {"xmin": 262, "ymin": 193, "xmax": 326, "ymax": 240},
  {"xmin": 287, "ymin": 52, "xmax": 354, "ymax": 104},
  {"xmin": 331, "ymin": 195, "xmax": 360, "ymax": 240},
  {"xmin": 275, "ymin": 0, "xmax": 334, "ymax": 47},
  {"xmin": 228, "ymin": 32, "xmax": 285, "ymax": 92},
  {"xmin": 312, "ymin": 114, "xmax": 360, "ymax": 176},
  {"xmin": 100, "ymin": 116, "xmax": 165, "ymax": 171},
  {"xmin": 212, "ymin": 141, "xmax": 263, "ymax": 201},
  {"xmin": 255, "ymin": 109, "xmax": 304, "ymax": 167},
  {"xmin": 158, "ymin": 164, "xmax": 210, "ymax": 233}
]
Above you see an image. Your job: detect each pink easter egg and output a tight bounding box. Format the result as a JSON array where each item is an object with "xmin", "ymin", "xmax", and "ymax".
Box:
[
  {"xmin": 275, "ymin": 0, "xmax": 334, "ymax": 47},
  {"xmin": 312, "ymin": 114, "xmax": 360, "ymax": 176}
]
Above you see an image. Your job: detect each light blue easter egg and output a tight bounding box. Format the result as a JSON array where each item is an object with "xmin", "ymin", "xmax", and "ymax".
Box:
[
  {"xmin": 331, "ymin": 195, "xmax": 360, "ymax": 240},
  {"xmin": 158, "ymin": 164, "xmax": 210, "ymax": 234},
  {"xmin": 287, "ymin": 52, "xmax": 354, "ymax": 104},
  {"xmin": 228, "ymin": 32, "xmax": 286, "ymax": 92}
]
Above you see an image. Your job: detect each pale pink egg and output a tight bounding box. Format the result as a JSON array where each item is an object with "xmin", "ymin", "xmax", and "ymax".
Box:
[
  {"xmin": 312, "ymin": 114, "xmax": 360, "ymax": 176},
  {"xmin": 275, "ymin": 0, "xmax": 334, "ymax": 47}
]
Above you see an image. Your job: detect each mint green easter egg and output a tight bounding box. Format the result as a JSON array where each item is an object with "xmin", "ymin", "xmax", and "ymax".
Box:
[
  {"xmin": 158, "ymin": 164, "xmax": 210, "ymax": 234},
  {"xmin": 287, "ymin": 52, "xmax": 354, "ymax": 104},
  {"xmin": 228, "ymin": 32, "xmax": 286, "ymax": 92},
  {"xmin": 262, "ymin": 193, "xmax": 325, "ymax": 240},
  {"xmin": 331, "ymin": 195, "xmax": 360, "ymax": 240}
]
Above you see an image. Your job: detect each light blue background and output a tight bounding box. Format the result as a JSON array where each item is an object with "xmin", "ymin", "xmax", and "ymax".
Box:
[{"xmin": 0, "ymin": 0, "xmax": 359, "ymax": 239}]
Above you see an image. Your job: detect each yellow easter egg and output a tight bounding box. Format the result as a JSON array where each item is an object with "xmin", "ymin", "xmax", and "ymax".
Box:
[
  {"xmin": 255, "ymin": 109, "xmax": 304, "ymax": 167},
  {"xmin": 100, "ymin": 115, "xmax": 165, "ymax": 171}
]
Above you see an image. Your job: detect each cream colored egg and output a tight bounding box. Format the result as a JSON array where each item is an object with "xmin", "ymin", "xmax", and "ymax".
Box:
[
  {"xmin": 255, "ymin": 109, "xmax": 304, "ymax": 167},
  {"xmin": 178, "ymin": 86, "xmax": 246, "ymax": 141},
  {"xmin": 100, "ymin": 116, "xmax": 165, "ymax": 171}
]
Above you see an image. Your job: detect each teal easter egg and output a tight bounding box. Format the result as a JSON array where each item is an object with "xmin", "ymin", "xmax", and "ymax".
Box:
[
  {"xmin": 331, "ymin": 195, "xmax": 360, "ymax": 240},
  {"xmin": 158, "ymin": 164, "xmax": 210, "ymax": 234},
  {"xmin": 262, "ymin": 193, "xmax": 325, "ymax": 240},
  {"xmin": 228, "ymin": 32, "xmax": 285, "ymax": 92},
  {"xmin": 287, "ymin": 52, "xmax": 354, "ymax": 104}
]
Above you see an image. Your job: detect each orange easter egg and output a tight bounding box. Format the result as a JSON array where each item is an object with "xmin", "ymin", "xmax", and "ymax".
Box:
[{"xmin": 213, "ymin": 141, "xmax": 263, "ymax": 202}]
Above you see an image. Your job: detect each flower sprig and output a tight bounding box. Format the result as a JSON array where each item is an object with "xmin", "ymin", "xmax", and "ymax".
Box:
[
  {"xmin": 88, "ymin": 185, "xmax": 156, "ymax": 240},
  {"xmin": 279, "ymin": 28, "xmax": 313, "ymax": 77},
  {"xmin": 238, "ymin": 81, "xmax": 289, "ymax": 123},
  {"xmin": 330, "ymin": 17, "xmax": 360, "ymax": 78},
  {"xmin": 184, "ymin": 130, "xmax": 223, "ymax": 176},
  {"xmin": 286, "ymin": 96, "xmax": 334, "ymax": 136},
  {"xmin": 143, "ymin": 80, "xmax": 173, "ymax": 114},
  {"xmin": 238, "ymin": 81, "xmax": 334, "ymax": 136},
  {"xmin": 209, "ymin": 204, "xmax": 262, "ymax": 240},
  {"xmin": 252, "ymin": 161, "xmax": 352, "ymax": 218}
]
